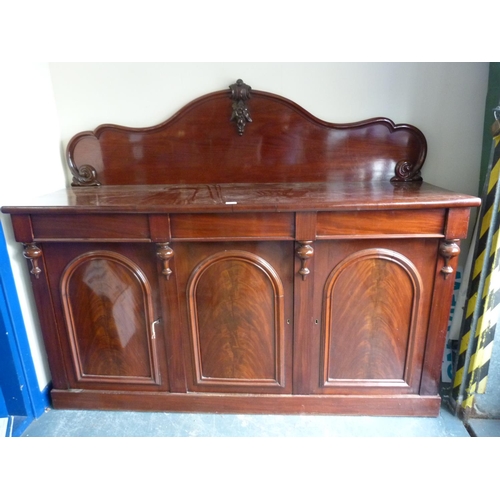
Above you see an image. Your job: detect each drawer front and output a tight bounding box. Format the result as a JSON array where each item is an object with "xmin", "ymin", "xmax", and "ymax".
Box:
[
  {"xmin": 170, "ymin": 213, "xmax": 295, "ymax": 240},
  {"xmin": 316, "ymin": 209, "xmax": 446, "ymax": 238},
  {"xmin": 31, "ymin": 214, "xmax": 151, "ymax": 241},
  {"xmin": 29, "ymin": 210, "xmax": 446, "ymax": 242}
]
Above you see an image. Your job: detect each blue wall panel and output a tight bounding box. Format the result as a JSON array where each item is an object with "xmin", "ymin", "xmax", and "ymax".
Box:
[
  {"xmin": 0, "ymin": 386, "xmax": 8, "ymax": 418},
  {"xmin": 0, "ymin": 220, "xmax": 50, "ymax": 436}
]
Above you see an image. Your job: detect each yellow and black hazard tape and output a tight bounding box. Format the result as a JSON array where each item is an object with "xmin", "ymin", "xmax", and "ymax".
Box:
[{"xmin": 452, "ymin": 124, "xmax": 500, "ymax": 409}]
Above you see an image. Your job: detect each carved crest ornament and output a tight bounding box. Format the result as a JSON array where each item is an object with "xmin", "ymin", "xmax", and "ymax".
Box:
[{"xmin": 229, "ymin": 79, "xmax": 252, "ymax": 136}]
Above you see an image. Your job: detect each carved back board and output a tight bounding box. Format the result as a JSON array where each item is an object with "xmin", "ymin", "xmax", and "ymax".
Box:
[{"xmin": 67, "ymin": 80, "xmax": 427, "ymax": 186}]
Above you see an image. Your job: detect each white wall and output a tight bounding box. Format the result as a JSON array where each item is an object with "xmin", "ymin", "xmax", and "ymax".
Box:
[
  {"xmin": 0, "ymin": 63, "xmax": 66, "ymax": 389},
  {"xmin": 0, "ymin": 62, "xmax": 491, "ymax": 389}
]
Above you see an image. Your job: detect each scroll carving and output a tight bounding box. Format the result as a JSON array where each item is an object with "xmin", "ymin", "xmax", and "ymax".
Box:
[
  {"xmin": 23, "ymin": 243, "xmax": 42, "ymax": 279},
  {"xmin": 439, "ymin": 239, "xmax": 460, "ymax": 279},
  {"xmin": 391, "ymin": 160, "xmax": 423, "ymax": 183},
  {"xmin": 67, "ymin": 152, "xmax": 101, "ymax": 186},
  {"xmin": 296, "ymin": 241, "xmax": 314, "ymax": 281},
  {"xmin": 157, "ymin": 243, "xmax": 174, "ymax": 280},
  {"xmin": 229, "ymin": 79, "xmax": 252, "ymax": 135},
  {"xmin": 66, "ymin": 131, "xmax": 101, "ymax": 186}
]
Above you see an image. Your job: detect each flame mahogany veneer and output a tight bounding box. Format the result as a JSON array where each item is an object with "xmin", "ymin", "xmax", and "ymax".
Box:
[{"xmin": 2, "ymin": 81, "xmax": 481, "ymax": 415}]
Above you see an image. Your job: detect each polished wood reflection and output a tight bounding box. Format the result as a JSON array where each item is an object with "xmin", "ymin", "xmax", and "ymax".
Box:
[
  {"xmin": 67, "ymin": 87, "xmax": 427, "ymax": 186},
  {"xmin": 61, "ymin": 251, "xmax": 159, "ymax": 384}
]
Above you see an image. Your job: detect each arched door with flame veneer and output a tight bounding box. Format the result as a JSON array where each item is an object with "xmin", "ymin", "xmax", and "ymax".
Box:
[
  {"xmin": 309, "ymin": 239, "xmax": 438, "ymax": 395},
  {"xmin": 174, "ymin": 242, "xmax": 294, "ymax": 394},
  {"xmin": 42, "ymin": 243, "xmax": 169, "ymax": 392}
]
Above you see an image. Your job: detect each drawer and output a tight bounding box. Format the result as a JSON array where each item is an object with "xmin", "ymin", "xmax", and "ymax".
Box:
[
  {"xmin": 170, "ymin": 213, "xmax": 295, "ymax": 240},
  {"xmin": 31, "ymin": 214, "xmax": 151, "ymax": 241},
  {"xmin": 316, "ymin": 209, "xmax": 446, "ymax": 238}
]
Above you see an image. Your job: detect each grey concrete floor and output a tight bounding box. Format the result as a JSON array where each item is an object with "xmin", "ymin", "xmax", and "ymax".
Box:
[
  {"xmin": 472, "ymin": 338, "xmax": 500, "ymax": 418},
  {"xmin": 21, "ymin": 404, "xmax": 471, "ymax": 437},
  {"xmin": 467, "ymin": 418, "xmax": 500, "ymax": 437}
]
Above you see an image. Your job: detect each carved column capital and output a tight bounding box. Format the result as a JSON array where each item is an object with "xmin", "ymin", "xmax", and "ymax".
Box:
[
  {"xmin": 439, "ymin": 239, "xmax": 460, "ymax": 279},
  {"xmin": 23, "ymin": 243, "xmax": 43, "ymax": 279},
  {"xmin": 296, "ymin": 241, "xmax": 314, "ymax": 281},
  {"xmin": 157, "ymin": 243, "xmax": 174, "ymax": 280}
]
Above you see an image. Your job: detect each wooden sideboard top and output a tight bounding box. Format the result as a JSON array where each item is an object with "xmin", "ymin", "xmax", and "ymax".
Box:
[{"xmin": 2, "ymin": 181, "xmax": 480, "ymax": 215}]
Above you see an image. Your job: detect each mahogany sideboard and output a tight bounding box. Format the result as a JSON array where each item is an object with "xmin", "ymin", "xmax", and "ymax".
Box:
[{"xmin": 2, "ymin": 80, "xmax": 481, "ymax": 416}]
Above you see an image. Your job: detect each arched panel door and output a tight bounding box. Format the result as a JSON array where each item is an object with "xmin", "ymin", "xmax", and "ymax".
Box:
[
  {"xmin": 60, "ymin": 249, "xmax": 161, "ymax": 387},
  {"xmin": 322, "ymin": 248, "xmax": 422, "ymax": 387},
  {"xmin": 311, "ymin": 240, "xmax": 437, "ymax": 395},
  {"xmin": 175, "ymin": 242, "xmax": 294, "ymax": 394}
]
